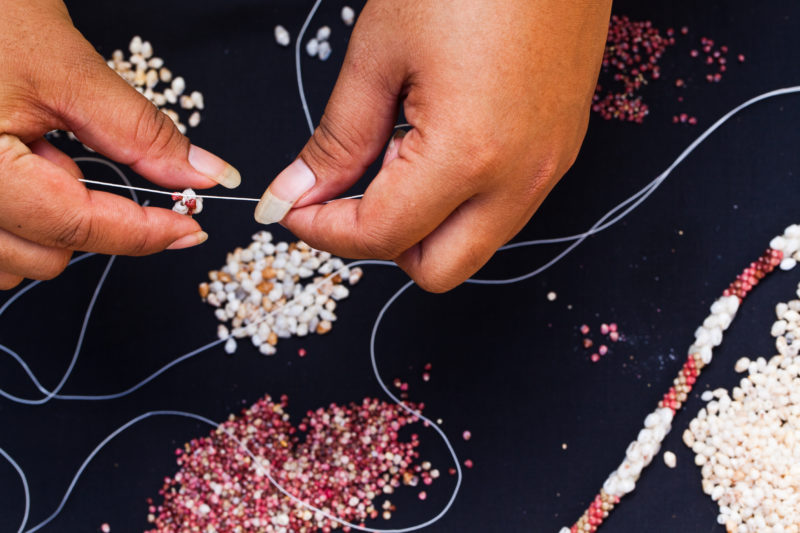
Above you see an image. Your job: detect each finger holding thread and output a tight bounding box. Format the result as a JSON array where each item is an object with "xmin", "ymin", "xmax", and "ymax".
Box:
[
  {"xmin": 0, "ymin": 134, "xmax": 206, "ymax": 256},
  {"xmin": 254, "ymin": 7, "xmax": 404, "ymax": 224},
  {"xmin": 28, "ymin": 138, "xmax": 83, "ymax": 180},
  {"xmin": 40, "ymin": 29, "xmax": 240, "ymax": 191}
]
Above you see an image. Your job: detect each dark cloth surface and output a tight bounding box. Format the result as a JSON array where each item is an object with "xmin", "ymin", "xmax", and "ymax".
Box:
[{"xmin": 1, "ymin": 1, "xmax": 799, "ymax": 531}]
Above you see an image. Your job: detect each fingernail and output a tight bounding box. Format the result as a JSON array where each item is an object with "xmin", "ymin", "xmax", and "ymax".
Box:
[
  {"xmin": 254, "ymin": 158, "xmax": 316, "ymax": 225},
  {"xmin": 188, "ymin": 145, "xmax": 241, "ymax": 189},
  {"xmin": 383, "ymin": 129, "xmax": 407, "ymax": 166},
  {"xmin": 167, "ymin": 231, "xmax": 208, "ymax": 250}
]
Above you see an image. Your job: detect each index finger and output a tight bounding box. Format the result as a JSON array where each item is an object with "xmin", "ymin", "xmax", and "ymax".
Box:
[{"xmin": 0, "ymin": 134, "xmax": 204, "ymax": 255}]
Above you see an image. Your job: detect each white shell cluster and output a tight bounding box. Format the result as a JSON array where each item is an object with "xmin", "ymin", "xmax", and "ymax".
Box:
[
  {"xmin": 685, "ymin": 281, "xmax": 800, "ymax": 532},
  {"xmin": 112, "ymin": 37, "xmax": 204, "ymax": 136},
  {"xmin": 306, "ymin": 25, "xmax": 333, "ymax": 61},
  {"xmin": 199, "ymin": 231, "xmax": 363, "ymax": 356}
]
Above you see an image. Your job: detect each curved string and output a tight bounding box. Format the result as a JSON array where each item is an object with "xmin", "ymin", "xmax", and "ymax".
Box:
[
  {"xmin": 0, "ymin": 446, "xmax": 30, "ymax": 533},
  {"xmin": 296, "ymin": 0, "xmax": 324, "ymax": 135}
]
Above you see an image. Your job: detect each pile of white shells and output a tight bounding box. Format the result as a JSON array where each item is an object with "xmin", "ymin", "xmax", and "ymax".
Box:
[
  {"xmin": 199, "ymin": 231, "xmax": 362, "ymax": 356},
  {"xmin": 684, "ymin": 283, "xmax": 800, "ymax": 533},
  {"xmin": 47, "ymin": 36, "xmax": 204, "ymax": 150},
  {"xmin": 108, "ymin": 36, "xmax": 204, "ymax": 134}
]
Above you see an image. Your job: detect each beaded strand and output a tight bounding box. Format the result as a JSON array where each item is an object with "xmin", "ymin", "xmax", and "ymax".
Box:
[{"xmin": 562, "ymin": 224, "xmax": 800, "ymax": 533}]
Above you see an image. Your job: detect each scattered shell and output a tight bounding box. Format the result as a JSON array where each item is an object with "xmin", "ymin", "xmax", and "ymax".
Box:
[
  {"xmin": 663, "ymin": 451, "xmax": 677, "ymax": 469},
  {"xmin": 129, "ymin": 36, "xmax": 143, "ymax": 55},
  {"xmin": 171, "ymin": 76, "xmax": 185, "ymax": 96},
  {"xmin": 306, "ymin": 38, "xmax": 320, "ymax": 57},
  {"xmin": 318, "ymin": 41, "xmax": 332, "ymax": 61},
  {"xmin": 190, "ymin": 91, "xmax": 204, "ymax": 110},
  {"xmin": 734, "ymin": 357, "xmax": 750, "ymax": 373},
  {"xmin": 274, "ymin": 25, "xmax": 291, "ymax": 47},
  {"xmin": 341, "ymin": 6, "xmax": 355, "ymax": 26},
  {"xmin": 316, "ymin": 26, "xmax": 331, "ymax": 42}
]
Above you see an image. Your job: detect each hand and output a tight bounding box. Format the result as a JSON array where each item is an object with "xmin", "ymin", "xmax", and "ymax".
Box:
[
  {"xmin": 0, "ymin": 0, "xmax": 240, "ymax": 290},
  {"xmin": 255, "ymin": 0, "xmax": 611, "ymax": 292}
]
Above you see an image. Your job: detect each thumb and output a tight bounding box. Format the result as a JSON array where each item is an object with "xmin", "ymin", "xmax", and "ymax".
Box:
[
  {"xmin": 57, "ymin": 43, "xmax": 240, "ymax": 191},
  {"xmin": 255, "ymin": 40, "xmax": 402, "ymax": 224}
]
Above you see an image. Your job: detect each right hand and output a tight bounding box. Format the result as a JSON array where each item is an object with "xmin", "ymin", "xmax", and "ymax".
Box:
[{"xmin": 0, "ymin": 0, "xmax": 240, "ymax": 290}]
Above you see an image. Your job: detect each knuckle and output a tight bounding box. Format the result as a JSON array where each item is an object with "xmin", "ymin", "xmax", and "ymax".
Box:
[
  {"xmin": 304, "ymin": 116, "xmax": 367, "ymax": 175},
  {"xmin": 442, "ymin": 134, "xmax": 505, "ymax": 186},
  {"xmin": 52, "ymin": 210, "xmax": 92, "ymax": 250},
  {"xmin": 356, "ymin": 225, "xmax": 406, "ymax": 260},
  {"xmin": 129, "ymin": 231, "xmax": 154, "ymax": 257},
  {"xmin": 517, "ymin": 150, "xmax": 565, "ymax": 202},
  {"xmin": 131, "ymin": 104, "xmax": 185, "ymax": 163},
  {"xmin": 126, "ymin": 208, "xmax": 156, "ymax": 256},
  {"xmin": 467, "ymin": 137, "xmax": 504, "ymax": 174}
]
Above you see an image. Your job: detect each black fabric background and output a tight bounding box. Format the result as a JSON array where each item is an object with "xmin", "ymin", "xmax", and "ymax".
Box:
[{"xmin": 1, "ymin": 1, "xmax": 799, "ymax": 531}]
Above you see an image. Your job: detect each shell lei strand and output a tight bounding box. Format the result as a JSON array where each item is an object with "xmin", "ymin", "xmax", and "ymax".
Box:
[{"xmin": 562, "ymin": 223, "xmax": 800, "ymax": 533}]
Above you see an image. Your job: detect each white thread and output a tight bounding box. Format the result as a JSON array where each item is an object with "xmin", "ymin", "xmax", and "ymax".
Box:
[
  {"xmin": 0, "ymin": 446, "xmax": 30, "ymax": 533},
  {"xmin": 22, "ymin": 411, "xmax": 218, "ymax": 533},
  {"xmin": 73, "ymin": 157, "xmax": 140, "ymax": 204},
  {"xmin": 0, "ymin": 258, "xmax": 395, "ymax": 402},
  {"xmin": 78, "ymin": 179, "xmax": 261, "ymax": 202},
  {"xmin": 297, "ymin": 0, "xmax": 324, "ymax": 135}
]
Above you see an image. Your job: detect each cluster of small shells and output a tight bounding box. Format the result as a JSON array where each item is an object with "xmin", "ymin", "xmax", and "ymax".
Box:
[
  {"xmin": 305, "ymin": 25, "xmax": 333, "ymax": 61},
  {"xmin": 198, "ymin": 231, "xmax": 363, "ymax": 356},
  {"xmin": 107, "ymin": 36, "xmax": 205, "ymax": 134},
  {"xmin": 684, "ymin": 283, "xmax": 800, "ymax": 533},
  {"xmin": 274, "ymin": 6, "xmax": 355, "ymax": 60}
]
